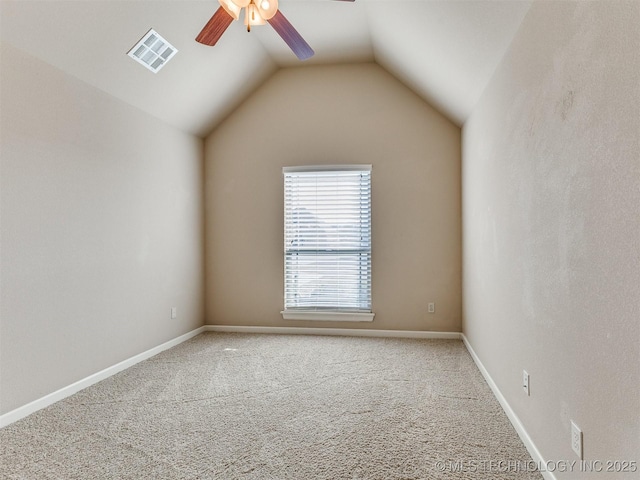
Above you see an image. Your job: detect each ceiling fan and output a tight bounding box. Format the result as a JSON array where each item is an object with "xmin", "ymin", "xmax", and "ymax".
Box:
[{"xmin": 196, "ymin": 0, "xmax": 354, "ymax": 61}]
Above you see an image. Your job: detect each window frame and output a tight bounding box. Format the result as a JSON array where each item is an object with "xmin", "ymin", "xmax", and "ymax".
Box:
[{"xmin": 281, "ymin": 165, "xmax": 374, "ymax": 322}]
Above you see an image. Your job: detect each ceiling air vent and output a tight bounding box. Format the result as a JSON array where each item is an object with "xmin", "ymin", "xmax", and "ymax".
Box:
[{"xmin": 127, "ymin": 28, "xmax": 177, "ymax": 73}]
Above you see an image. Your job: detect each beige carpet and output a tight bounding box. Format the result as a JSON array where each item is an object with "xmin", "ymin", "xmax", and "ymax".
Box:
[{"xmin": 1, "ymin": 333, "xmax": 542, "ymax": 479}]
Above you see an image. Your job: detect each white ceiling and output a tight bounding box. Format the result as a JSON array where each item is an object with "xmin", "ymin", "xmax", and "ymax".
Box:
[{"xmin": 0, "ymin": 0, "xmax": 532, "ymax": 137}]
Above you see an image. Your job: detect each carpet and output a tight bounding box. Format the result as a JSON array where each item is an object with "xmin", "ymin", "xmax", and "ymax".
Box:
[{"xmin": 1, "ymin": 333, "xmax": 542, "ymax": 479}]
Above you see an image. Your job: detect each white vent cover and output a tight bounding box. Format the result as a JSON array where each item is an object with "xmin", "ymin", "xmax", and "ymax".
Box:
[{"xmin": 127, "ymin": 29, "xmax": 177, "ymax": 73}]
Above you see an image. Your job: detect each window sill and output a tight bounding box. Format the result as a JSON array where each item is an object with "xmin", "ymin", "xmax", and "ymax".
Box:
[{"xmin": 281, "ymin": 311, "xmax": 375, "ymax": 322}]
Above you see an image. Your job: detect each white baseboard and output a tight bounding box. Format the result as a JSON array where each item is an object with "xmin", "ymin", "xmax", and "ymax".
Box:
[
  {"xmin": 204, "ymin": 324, "xmax": 462, "ymax": 339},
  {"xmin": 0, "ymin": 326, "xmax": 206, "ymax": 429},
  {"xmin": 1, "ymin": 323, "xmax": 549, "ymax": 480},
  {"xmin": 461, "ymin": 334, "xmax": 556, "ymax": 480}
]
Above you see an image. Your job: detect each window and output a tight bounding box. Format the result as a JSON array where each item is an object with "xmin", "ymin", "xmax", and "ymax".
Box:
[{"xmin": 282, "ymin": 165, "xmax": 374, "ymax": 322}]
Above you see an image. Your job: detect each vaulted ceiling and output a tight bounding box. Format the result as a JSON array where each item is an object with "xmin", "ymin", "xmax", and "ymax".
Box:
[{"xmin": 0, "ymin": 0, "xmax": 532, "ymax": 138}]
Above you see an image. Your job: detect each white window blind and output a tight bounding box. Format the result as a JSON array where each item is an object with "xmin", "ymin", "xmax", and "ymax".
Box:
[{"xmin": 283, "ymin": 166, "xmax": 372, "ymax": 313}]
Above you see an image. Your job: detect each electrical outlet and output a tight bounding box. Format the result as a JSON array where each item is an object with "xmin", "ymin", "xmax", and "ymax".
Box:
[
  {"xmin": 571, "ymin": 420, "xmax": 583, "ymax": 459},
  {"xmin": 171, "ymin": 307, "xmax": 177, "ymax": 319},
  {"xmin": 522, "ymin": 370, "xmax": 530, "ymax": 396},
  {"xmin": 428, "ymin": 303, "xmax": 435, "ymax": 313}
]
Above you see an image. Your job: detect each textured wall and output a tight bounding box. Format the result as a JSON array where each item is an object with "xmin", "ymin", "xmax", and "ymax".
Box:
[
  {"xmin": 463, "ymin": 1, "xmax": 639, "ymax": 474},
  {"xmin": 0, "ymin": 45, "xmax": 205, "ymax": 414},
  {"xmin": 205, "ymin": 63, "xmax": 462, "ymax": 331}
]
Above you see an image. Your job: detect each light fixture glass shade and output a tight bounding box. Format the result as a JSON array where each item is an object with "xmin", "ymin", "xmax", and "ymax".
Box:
[
  {"xmin": 218, "ymin": 0, "xmax": 243, "ymax": 20},
  {"xmin": 244, "ymin": 3, "xmax": 266, "ymax": 26},
  {"xmin": 255, "ymin": 0, "xmax": 278, "ymax": 20}
]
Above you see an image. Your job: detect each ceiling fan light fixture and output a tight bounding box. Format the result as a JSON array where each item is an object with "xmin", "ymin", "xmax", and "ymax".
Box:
[
  {"xmin": 245, "ymin": 3, "xmax": 266, "ymax": 27},
  {"xmin": 255, "ymin": 0, "xmax": 278, "ymax": 20},
  {"xmin": 196, "ymin": 0, "xmax": 314, "ymax": 60},
  {"xmin": 218, "ymin": 0, "xmax": 242, "ymax": 20}
]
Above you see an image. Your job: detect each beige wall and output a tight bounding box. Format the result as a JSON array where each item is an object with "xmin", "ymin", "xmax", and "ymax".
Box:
[
  {"xmin": 0, "ymin": 45, "xmax": 205, "ymax": 414},
  {"xmin": 205, "ymin": 63, "xmax": 461, "ymax": 331},
  {"xmin": 463, "ymin": 1, "xmax": 639, "ymax": 474}
]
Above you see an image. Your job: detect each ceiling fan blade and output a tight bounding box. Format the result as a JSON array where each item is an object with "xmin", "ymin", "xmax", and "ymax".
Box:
[
  {"xmin": 267, "ymin": 10, "xmax": 314, "ymax": 61},
  {"xmin": 196, "ymin": 7, "xmax": 234, "ymax": 46}
]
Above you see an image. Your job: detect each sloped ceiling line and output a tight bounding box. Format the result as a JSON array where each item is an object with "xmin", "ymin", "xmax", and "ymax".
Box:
[{"xmin": 0, "ymin": 0, "xmax": 532, "ymax": 137}]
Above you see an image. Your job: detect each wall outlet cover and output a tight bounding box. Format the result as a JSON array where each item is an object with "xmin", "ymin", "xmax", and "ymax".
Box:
[
  {"xmin": 571, "ymin": 420, "xmax": 583, "ymax": 459},
  {"xmin": 522, "ymin": 370, "xmax": 530, "ymax": 396}
]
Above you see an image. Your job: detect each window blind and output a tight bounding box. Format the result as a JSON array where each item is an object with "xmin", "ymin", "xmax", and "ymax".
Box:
[{"xmin": 283, "ymin": 166, "xmax": 372, "ymax": 312}]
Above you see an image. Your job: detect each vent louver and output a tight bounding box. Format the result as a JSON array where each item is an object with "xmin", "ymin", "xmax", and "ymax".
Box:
[{"xmin": 127, "ymin": 29, "xmax": 177, "ymax": 73}]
